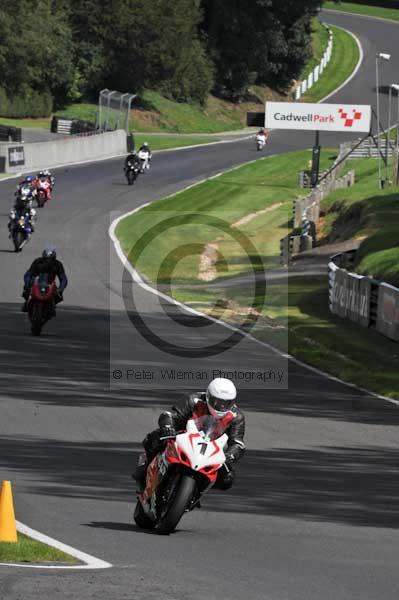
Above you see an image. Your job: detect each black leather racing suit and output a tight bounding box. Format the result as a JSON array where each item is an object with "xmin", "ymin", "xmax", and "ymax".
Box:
[{"xmin": 141, "ymin": 393, "xmax": 246, "ymax": 490}]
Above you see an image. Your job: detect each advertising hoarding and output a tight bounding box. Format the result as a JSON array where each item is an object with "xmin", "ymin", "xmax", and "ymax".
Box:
[
  {"xmin": 265, "ymin": 102, "xmax": 371, "ymax": 133},
  {"xmin": 376, "ymin": 283, "xmax": 399, "ymax": 341}
]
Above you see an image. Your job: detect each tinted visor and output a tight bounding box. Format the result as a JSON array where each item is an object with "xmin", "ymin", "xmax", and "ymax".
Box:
[{"xmin": 207, "ymin": 393, "xmax": 235, "ymax": 413}]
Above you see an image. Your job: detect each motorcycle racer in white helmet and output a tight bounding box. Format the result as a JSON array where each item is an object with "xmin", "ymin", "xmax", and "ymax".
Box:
[{"xmin": 134, "ymin": 377, "xmax": 246, "ymax": 491}]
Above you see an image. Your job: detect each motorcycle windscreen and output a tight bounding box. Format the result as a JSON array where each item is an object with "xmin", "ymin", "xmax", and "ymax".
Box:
[{"xmin": 192, "ymin": 415, "xmax": 229, "ymax": 441}]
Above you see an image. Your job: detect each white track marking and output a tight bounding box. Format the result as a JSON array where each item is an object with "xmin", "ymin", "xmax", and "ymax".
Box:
[{"xmin": 0, "ymin": 521, "xmax": 112, "ymax": 570}]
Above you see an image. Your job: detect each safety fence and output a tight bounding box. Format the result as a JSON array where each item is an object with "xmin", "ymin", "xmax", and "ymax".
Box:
[
  {"xmin": 293, "ymin": 27, "xmax": 333, "ymax": 100},
  {"xmin": 328, "ymin": 252, "xmax": 399, "ymax": 342},
  {"xmin": 280, "ymin": 151, "xmax": 356, "ymax": 264}
]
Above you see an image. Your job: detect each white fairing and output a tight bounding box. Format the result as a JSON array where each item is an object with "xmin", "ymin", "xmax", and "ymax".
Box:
[
  {"xmin": 256, "ymin": 134, "xmax": 266, "ymax": 149},
  {"xmin": 174, "ymin": 417, "xmax": 228, "ymax": 472}
]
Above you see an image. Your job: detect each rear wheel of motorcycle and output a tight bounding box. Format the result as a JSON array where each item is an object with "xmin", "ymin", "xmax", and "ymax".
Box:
[
  {"xmin": 156, "ymin": 475, "xmax": 196, "ymax": 535},
  {"xmin": 133, "ymin": 501, "xmax": 156, "ymax": 529}
]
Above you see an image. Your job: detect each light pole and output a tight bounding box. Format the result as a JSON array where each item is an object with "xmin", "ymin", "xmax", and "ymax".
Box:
[
  {"xmin": 376, "ymin": 52, "xmax": 390, "ymax": 189},
  {"xmin": 387, "ymin": 83, "xmax": 399, "ymax": 180}
]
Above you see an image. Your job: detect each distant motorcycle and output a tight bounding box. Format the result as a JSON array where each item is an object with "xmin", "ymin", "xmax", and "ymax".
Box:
[
  {"xmin": 134, "ymin": 414, "xmax": 231, "ymax": 534},
  {"xmin": 256, "ymin": 133, "xmax": 267, "ymax": 151},
  {"xmin": 125, "ymin": 162, "xmax": 141, "ymax": 185},
  {"xmin": 137, "ymin": 150, "xmax": 151, "ymax": 173},
  {"xmin": 9, "ymin": 211, "xmax": 33, "ymax": 252},
  {"xmin": 27, "ymin": 274, "xmax": 57, "ymax": 336}
]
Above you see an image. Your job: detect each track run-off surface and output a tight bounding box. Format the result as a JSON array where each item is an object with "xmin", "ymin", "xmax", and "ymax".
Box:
[{"xmin": 1, "ymin": 11, "xmax": 399, "ymax": 600}]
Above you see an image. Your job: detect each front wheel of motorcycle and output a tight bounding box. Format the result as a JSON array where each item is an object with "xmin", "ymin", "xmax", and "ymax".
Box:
[
  {"xmin": 156, "ymin": 475, "xmax": 196, "ymax": 535},
  {"xmin": 30, "ymin": 303, "xmax": 43, "ymax": 336},
  {"xmin": 14, "ymin": 232, "xmax": 24, "ymax": 252},
  {"xmin": 133, "ymin": 501, "xmax": 156, "ymax": 529}
]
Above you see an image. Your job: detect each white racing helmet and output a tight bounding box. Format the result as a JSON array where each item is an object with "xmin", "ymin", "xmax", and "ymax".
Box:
[{"xmin": 206, "ymin": 377, "xmax": 237, "ymax": 418}]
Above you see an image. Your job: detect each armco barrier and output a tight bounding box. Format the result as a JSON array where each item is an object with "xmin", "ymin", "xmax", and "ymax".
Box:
[
  {"xmin": 328, "ymin": 253, "xmax": 399, "ymax": 342},
  {"xmin": 0, "ymin": 129, "xmax": 127, "ymax": 173}
]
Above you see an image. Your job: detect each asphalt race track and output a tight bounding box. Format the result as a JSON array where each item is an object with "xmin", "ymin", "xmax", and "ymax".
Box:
[{"xmin": 1, "ymin": 11, "xmax": 399, "ymax": 600}]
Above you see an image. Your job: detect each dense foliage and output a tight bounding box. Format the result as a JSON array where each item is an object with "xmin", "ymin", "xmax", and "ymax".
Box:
[{"xmin": 0, "ymin": 0, "xmax": 323, "ymax": 117}]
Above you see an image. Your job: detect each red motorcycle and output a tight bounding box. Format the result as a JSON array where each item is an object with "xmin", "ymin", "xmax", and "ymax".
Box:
[
  {"xmin": 134, "ymin": 414, "xmax": 233, "ymax": 534},
  {"xmin": 27, "ymin": 274, "xmax": 57, "ymax": 336},
  {"xmin": 33, "ymin": 179, "xmax": 51, "ymax": 208}
]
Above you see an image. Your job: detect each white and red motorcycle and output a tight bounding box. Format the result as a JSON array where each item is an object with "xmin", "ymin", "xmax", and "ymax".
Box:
[
  {"xmin": 134, "ymin": 414, "xmax": 233, "ymax": 534},
  {"xmin": 256, "ymin": 132, "xmax": 268, "ymax": 151}
]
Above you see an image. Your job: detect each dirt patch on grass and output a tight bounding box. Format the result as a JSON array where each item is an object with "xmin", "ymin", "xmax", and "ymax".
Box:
[
  {"xmin": 232, "ymin": 202, "xmax": 282, "ymax": 228},
  {"xmin": 198, "ymin": 203, "xmax": 282, "ymax": 281},
  {"xmin": 198, "ymin": 242, "xmax": 220, "ymax": 281}
]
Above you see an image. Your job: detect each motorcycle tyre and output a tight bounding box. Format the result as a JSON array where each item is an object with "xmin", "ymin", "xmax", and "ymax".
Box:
[
  {"xmin": 133, "ymin": 501, "xmax": 156, "ymax": 529},
  {"xmin": 30, "ymin": 303, "xmax": 43, "ymax": 336},
  {"xmin": 156, "ymin": 475, "xmax": 196, "ymax": 535},
  {"xmin": 14, "ymin": 231, "xmax": 24, "ymax": 252}
]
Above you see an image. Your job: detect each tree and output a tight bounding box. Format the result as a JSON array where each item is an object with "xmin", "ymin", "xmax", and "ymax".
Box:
[
  {"xmin": 0, "ymin": 0, "xmax": 74, "ymax": 109},
  {"xmin": 201, "ymin": 0, "xmax": 322, "ymax": 99}
]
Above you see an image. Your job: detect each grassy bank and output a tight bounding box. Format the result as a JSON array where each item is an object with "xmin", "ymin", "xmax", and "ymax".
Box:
[
  {"xmin": 301, "ymin": 25, "xmax": 359, "ymax": 102},
  {"xmin": 324, "ymin": 1, "xmax": 399, "ymax": 22},
  {"xmin": 116, "ymin": 151, "xmax": 399, "ymax": 399},
  {"xmin": 320, "ymin": 157, "xmax": 399, "ymax": 286},
  {"xmin": 0, "ymin": 533, "xmax": 78, "ymax": 564}
]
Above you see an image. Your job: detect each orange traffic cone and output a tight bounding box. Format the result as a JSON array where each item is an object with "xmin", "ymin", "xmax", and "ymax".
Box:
[{"xmin": 0, "ymin": 481, "xmax": 18, "ymax": 543}]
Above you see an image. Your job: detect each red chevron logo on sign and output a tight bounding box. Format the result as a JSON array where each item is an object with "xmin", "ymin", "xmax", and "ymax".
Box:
[{"xmin": 338, "ymin": 108, "xmax": 362, "ymax": 128}]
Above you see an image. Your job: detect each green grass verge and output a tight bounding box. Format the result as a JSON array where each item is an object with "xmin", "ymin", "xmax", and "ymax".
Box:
[
  {"xmin": 301, "ymin": 25, "xmax": 359, "ymax": 102},
  {"xmin": 0, "ymin": 117, "xmax": 50, "ymax": 129},
  {"xmin": 116, "ymin": 151, "xmax": 398, "ymax": 399},
  {"xmin": 116, "ymin": 150, "xmax": 337, "ymax": 284},
  {"xmin": 0, "ymin": 533, "xmax": 78, "ymax": 564},
  {"xmin": 323, "ymin": 1, "xmax": 399, "ymax": 22},
  {"xmin": 134, "ymin": 134, "xmax": 220, "ymax": 150}
]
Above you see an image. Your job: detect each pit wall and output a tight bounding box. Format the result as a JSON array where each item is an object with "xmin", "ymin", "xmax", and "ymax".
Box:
[{"xmin": 0, "ymin": 130, "xmax": 127, "ymax": 174}]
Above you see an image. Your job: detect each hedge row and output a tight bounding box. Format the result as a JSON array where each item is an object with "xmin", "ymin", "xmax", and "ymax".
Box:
[{"xmin": 0, "ymin": 87, "xmax": 53, "ymax": 118}]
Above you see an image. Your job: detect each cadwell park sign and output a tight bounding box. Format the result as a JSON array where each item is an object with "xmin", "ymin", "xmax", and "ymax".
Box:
[{"xmin": 265, "ymin": 102, "xmax": 371, "ymax": 133}]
